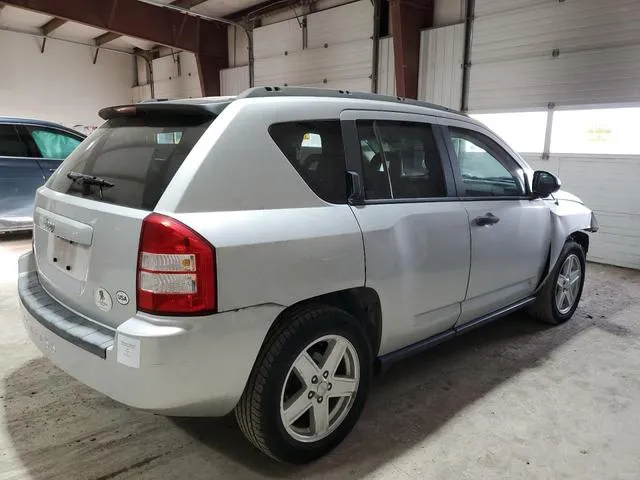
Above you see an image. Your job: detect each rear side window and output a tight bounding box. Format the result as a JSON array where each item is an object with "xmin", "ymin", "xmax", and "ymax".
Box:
[
  {"xmin": 0, "ymin": 124, "xmax": 30, "ymax": 157},
  {"xmin": 269, "ymin": 121, "xmax": 347, "ymax": 204},
  {"xmin": 27, "ymin": 127, "xmax": 83, "ymax": 159},
  {"xmin": 357, "ymin": 120, "xmax": 447, "ymax": 200},
  {"xmin": 48, "ymin": 114, "xmax": 213, "ymax": 210}
]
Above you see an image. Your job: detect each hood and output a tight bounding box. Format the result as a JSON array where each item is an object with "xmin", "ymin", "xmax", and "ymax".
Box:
[{"xmin": 553, "ymin": 189, "xmax": 583, "ymax": 204}]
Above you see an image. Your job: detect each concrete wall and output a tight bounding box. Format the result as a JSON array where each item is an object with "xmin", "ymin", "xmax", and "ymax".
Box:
[{"xmin": 0, "ymin": 29, "xmax": 134, "ymax": 130}]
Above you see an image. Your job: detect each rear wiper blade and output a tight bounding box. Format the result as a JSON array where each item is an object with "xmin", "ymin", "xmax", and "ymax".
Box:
[
  {"xmin": 67, "ymin": 171, "xmax": 115, "ymax": 199},
  {"xmin": 67, "ymin": 171, "xmax": 115, "ymax": 188}
]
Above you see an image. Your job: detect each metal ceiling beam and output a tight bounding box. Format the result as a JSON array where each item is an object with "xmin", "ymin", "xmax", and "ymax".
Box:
[
  {"xmin": 3, "ymin": 0, "xmax": 228, "ymax": 94},
  {"xmin": 94, "ymin": 31, "xmax": 121, "ymax": 47},
  {"xmin": 89, "ymin": 0, "xmax": 210, "ymax": 47},
  {"xmin": 1, "ymin": 0, "xmax": 226, "ymax": 53},
  {"xmin": 389, "ymin": 0, "xmax": 435, "ymax": 99},
  {"xmin": 40, "ymin": 16, "xmax": 66, "ymax": 35}
]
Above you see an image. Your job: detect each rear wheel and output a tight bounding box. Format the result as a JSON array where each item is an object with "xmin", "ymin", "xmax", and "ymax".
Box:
[
  {"xmin": 235, "ymin": 305, "xmax": 372, "ymax": 463},
  {"xmin": 530, "ymin": 241, "xmax": 586, "ymax": 325}
]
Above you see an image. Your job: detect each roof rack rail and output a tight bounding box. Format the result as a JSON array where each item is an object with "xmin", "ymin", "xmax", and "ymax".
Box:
[
  {"xmin": 236, "ymin": 86, "xmax": 461, "ymax": 114},
  {"xmin": 138, "ymin": 98, "xmax": 170, "ymax": 103}
]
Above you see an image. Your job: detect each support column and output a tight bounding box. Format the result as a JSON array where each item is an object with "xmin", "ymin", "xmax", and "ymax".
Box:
[
  {"xmin": 195, "ymin": 18, "xmax": 228, "ymax": 96},
  {"xmin": 389, "ymin": 0, "xmax": 434, "ymax": 99}
]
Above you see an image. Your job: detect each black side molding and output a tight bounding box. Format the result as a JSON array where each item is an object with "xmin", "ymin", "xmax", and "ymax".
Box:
[{"xmin": 377, "ymin": 296, "xmax": 536, "ymax": 371}]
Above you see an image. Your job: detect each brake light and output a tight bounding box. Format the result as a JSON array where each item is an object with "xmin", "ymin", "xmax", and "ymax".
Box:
[{"xmin": 137, "ymin": 213, "xmax": 216, "ymax": 315}]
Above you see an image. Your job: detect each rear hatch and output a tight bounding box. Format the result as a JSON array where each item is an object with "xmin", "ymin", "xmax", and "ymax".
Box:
[{"xmin": 33, "ymin": 103, "xmax": 220, "ymax": 328}]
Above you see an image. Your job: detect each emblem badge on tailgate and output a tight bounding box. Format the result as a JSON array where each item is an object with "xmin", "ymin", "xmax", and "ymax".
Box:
[
  {"xmin": 42, "ymin": 217, "xmax": 55, "ymax": 233},
  {"xmin": 94, "ymin": 288, "xmax": 113, "ymax": 312}
]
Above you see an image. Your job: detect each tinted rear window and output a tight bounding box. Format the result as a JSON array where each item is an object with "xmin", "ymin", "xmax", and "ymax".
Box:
[
  {"xmin": 48, "ymin": 114, "xmax": 213, "ymax": 210},
  {"xmin": 269, "ymin": 121, "xmax": 347, "ymax": 204}
]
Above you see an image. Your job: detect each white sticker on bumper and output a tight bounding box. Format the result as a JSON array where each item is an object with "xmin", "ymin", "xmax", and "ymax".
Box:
[{"xmin": 116, "ymin": 334, "xmax": 141, "ymax": 368}]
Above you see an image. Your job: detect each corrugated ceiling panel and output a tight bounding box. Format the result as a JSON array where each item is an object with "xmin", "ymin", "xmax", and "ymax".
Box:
[
  {"xmin": 469, "ymin": 43, "xmax": 640, "ymax": 111},
  {"xmin": 418, "ymin": 23, "xmax": 464, "ymax": 110},
  {"xmin": 473, "ymin": 0, "xmax": 640, "ymax": 64},
  {"xmin": 377, "ymin": 37, "xmax": 395, "ymax": 96},
  {"xmin": 307, "ymin": 0, "xmax": 373, "ymax": 48},
  {"xmin": 254, "ymin": 38, "xmax": 372, "ymax": 88},
  {"xmin": 253, "ymin": 19, "xmax": 302, "ymax": 59},
  {"xmin": 220, "ymin": 66, "xmax": 250, "ymax": 96}
]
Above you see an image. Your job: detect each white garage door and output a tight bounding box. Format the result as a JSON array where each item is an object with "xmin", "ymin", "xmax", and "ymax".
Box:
[
  {"xmin": 253, "ymin": 0, "xmax": 373, "ymax": 92},
  {"xmin": 469, "ymin": 0, "xmax": 640, "ymax": 269},
  {"xmin": 470, "ymin": 0, "xmax": 640, "ymax": 111}
]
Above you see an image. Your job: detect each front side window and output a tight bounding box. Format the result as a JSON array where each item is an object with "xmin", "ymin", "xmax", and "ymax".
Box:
[
  {"xmin": 449, "ymin": 128, "xmax": 525, "ymax": 197},
  {"xmin": 0, "ymin": 124, "xmax": 30, "ymax": 157},
  {"xmin": 270, "ymin": 121, "xmax": 346, "ymax": 204},
  {"xmin": 27, "ymin": 127, "xmax": 83, "ymax": 159},
  {"xmin": 357, "ymin": 120, "xmax": 446, "ymax": 200}
]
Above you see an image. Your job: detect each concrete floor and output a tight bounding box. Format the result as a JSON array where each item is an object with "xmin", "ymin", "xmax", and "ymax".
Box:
[{"xmin": 1, "ymin": 234, "xmax": 640, "ymax": 480}]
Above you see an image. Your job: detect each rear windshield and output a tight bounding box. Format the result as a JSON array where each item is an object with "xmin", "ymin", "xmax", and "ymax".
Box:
[{"xmin": 48, "ymin": 114, "xmax": 213, "ymax": 210}]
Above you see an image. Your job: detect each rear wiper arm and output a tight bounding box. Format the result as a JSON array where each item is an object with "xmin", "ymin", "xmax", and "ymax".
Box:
[{"xmin": 67, "ymin": 171, "xmax": 115, "ymax": 199}]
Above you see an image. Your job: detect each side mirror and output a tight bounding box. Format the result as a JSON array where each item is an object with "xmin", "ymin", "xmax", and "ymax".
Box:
[{"xmin": 532, "ymin": 170, "xmax": 561, "ymax": 198}]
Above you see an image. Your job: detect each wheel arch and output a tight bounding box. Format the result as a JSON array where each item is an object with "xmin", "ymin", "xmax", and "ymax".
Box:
[{"xmin": 263, "ymin": 287, "xmax": 383, "ymax": 358}]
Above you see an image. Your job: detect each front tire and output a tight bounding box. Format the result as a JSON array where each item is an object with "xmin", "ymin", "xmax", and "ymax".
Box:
[
  {"xmin": 530, "ymin": 240, "xmax": 586, "ymax": 325},
  {"xmin": 235, "ymin": 305, "xmax": 372, "ymax": 464}
]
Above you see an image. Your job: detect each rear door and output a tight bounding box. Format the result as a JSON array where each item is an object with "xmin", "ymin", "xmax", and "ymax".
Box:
[
  {"xmin": 341, "ymin": 110, "xmax": 471, "ymax": 355},
  {"xmin": 33, "ymin": 106, "xmax": 216, "ymax": 329},
  {"xmin": 23, "ymin": 125, "xmax": 84, "ymax": 179},
  {"xmin": 0, "ymin": 123, "xmax": 44, "ymax": 231},
  {"xmin": 441, "ymin": 124, "xmax": 550, "ymax": 323}
]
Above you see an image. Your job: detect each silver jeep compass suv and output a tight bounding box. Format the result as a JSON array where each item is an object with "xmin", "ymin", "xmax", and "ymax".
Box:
[{"xmin": 18, "ymin": 87, "xmax": 597, "ymax": 463}]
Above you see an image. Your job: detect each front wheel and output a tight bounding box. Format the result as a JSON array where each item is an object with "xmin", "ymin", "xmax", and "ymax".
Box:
[
  {"xmin": 530, "ymin": 240, "xmax": 586, "ymax": 325},
  {"xmin": 235, "ymin": 305, "xmax": 372, "ymax": 463}
]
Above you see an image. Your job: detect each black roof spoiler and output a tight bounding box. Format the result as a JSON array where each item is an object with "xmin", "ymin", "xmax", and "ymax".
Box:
[{"xmin": 98, "ymin": 102, "xmax": 228, "ymax": 120}]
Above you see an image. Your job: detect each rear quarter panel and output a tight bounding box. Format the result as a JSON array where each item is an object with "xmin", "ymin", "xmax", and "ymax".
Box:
[{"xmin": 174, "ymin": 207, "xmax": 365, "ymax": 311}]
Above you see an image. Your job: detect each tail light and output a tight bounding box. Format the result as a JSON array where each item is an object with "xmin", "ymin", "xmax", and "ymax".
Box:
[{"xmin": 137, "ymin": 213, "xmax": 216, "ymax": 315}]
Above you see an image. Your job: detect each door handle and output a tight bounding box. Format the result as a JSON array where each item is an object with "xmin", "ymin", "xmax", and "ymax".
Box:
[{"xmin": 474, "ymin": 212, "xmax": 500, "ymax": 226}]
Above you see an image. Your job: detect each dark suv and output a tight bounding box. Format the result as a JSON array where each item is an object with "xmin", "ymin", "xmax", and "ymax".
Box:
[{"xmin": 0, "ymin": 117, "xmax": 84, "ymax": 232}]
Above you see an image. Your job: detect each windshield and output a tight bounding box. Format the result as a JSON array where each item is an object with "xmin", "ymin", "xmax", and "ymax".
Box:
[{"xmin": 48, "ymin": 114, "xmax": 213, "ymax": 210}]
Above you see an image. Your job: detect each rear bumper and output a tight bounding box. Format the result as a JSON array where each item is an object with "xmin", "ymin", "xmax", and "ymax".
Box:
[{"xmin": 18, "ymin": 251, "xmax": 282, "ymax": 416}]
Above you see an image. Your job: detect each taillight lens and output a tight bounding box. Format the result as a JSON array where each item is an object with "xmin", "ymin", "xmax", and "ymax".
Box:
[{"xmin": 137, "ymin": 213, "xmax": 216, "ymax": 315}]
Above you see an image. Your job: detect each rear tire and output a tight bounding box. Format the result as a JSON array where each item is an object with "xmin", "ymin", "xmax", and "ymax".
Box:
[
  {"xmin": 235, "ymin": 305, "xmax": 372, "ymax": 464},
  {"xmin": 530, "ymin": 241, "xmax": 586, "ymax": 325}
]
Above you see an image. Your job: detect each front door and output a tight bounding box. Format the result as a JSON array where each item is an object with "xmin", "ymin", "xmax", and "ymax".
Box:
[
  {"xmin": 443, "ymin": 125, "xmax": 550, "ymax": 323},
  {"xmin": 341, "ymin": 111, "xmax": 471, "ymax": 355}
]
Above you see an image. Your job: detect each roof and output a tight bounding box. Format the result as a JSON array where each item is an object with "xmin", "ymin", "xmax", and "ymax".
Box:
[{"xmin": 137, "ymin": 87, "xmax": 469, "ymax": 120}]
